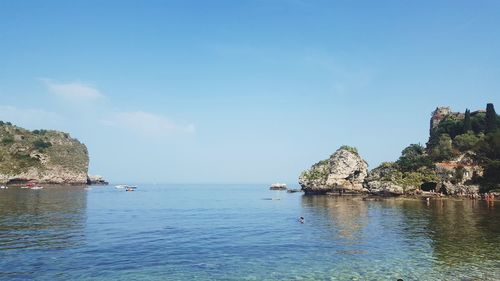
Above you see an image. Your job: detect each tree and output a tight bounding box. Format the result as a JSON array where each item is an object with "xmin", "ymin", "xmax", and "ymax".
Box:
[
  {"xmin": 453, "ymin": 132, "xmax": 480, "ymax": 151},
  {"xmin": 474, "ymin": 131, "xmax": 500, "ymax": 163},
  {"xmin": 463, "ymin": 109, "xmax": 472, "ymax": 132},
  {"xmin": 471, "ymin": 112, "xmax": 486, "ymax": 134},
  {"xmin": 483, "ymin": 160, "xmax": 500, "ymax": 186},
  {"xmin": 397, "ymin": 144, "xmax": 433, "ymax": 172},
  {"xmin": 486, "ymin": 103, "xmax": 497, "ymax": 133},
  {"xmin": 430, "ymin": 134, "xmax": 454, "ymax": 161}
]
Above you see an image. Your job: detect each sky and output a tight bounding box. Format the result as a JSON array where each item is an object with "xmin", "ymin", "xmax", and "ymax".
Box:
[{"xmin": 0, "ymin": 0, "xmax": 499, "ymax": 184}]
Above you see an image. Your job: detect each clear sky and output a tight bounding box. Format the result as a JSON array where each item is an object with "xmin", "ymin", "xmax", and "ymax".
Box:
[{"xmin": 1, "ymin": 0, "xmax": 499, "ymax": 184}]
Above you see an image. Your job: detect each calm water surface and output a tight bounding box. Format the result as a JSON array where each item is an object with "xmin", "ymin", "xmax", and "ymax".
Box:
[{"xmin": 0, "ymin": 184, "xmax": 499, "ymax": 280}]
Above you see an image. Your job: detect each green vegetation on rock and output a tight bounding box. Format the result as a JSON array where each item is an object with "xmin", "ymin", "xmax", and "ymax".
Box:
[
  {"xmin": 370, "ymin": 103, "xmax": 500, "ymax": 193},
  {"xmin": 0, "ymin": 121, "xmax": 89, "ymax": 184},
  {"xmin": 338, "ymin": 145, "xmax": 358, "ymax": 155}
]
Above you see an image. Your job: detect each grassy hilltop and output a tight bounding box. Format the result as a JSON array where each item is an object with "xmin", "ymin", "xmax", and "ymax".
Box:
[{"xmin": 0, "ymin": 121, "xmax": 88, "ymax": 184}]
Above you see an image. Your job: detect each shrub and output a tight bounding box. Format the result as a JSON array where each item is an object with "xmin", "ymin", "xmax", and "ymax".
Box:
[
  {"xmin": 397, "ymin": 144, "xmax": 433, "ymax": 172},
  {"xmin": 339, "ymin": 145, "xmax": 358, "ymax": 155},
  {"xmin": 33, "ymin": 139, "xmax": 52, "ymax": 150},
  {"xmin": 430, "ymin": 134, "xmax": 454, "ymax": 161},
  {"xmin": 453, "ymin": 132, "xmax": 480, "ymax": 151},
  {"xmin": 1, "ymin": 135, "xmax": 14, "ymax": 145}
]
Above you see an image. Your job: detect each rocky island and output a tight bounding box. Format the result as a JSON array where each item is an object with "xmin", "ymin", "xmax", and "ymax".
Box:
[
  {"xmin": 0, "ymin": 121, "xmax": 96, "ymax": 185},
  {"xmin": 300, "ymin": 103, "xmax": 500, "ymax": 196},
  {"xmin": 299, "ymin": 146, "xmax": 368, "ymax": 194}
]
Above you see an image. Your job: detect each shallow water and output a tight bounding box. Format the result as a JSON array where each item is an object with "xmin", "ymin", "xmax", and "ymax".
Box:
[{"xmin": 0, "ymin": 184, "xmax": 499, "ymax": 280}]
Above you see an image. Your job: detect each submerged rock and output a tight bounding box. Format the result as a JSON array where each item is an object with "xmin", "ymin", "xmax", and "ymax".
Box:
[{"xmin": 299, "ymin": 146, "xmax": 368, "ymax": 194}]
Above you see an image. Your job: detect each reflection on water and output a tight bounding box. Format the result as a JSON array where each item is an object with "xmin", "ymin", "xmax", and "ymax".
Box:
[
  {"xmin": 301, "ymin": 196, "xmax": 368, "ymax": 242},
  {"xmin": 1, "ymin": 185, "xmax": 499, "ymax": 280},
  {"xmin": 423, "ymin": 199, "xmax": 500, "ymax": 266},
  {"xmin": 0, "ymin": 186, "xmax": 87, "ymax": 251},
  {"xmin": 301, "ymin": 195, "xmax": 500, "ymax": 280}
]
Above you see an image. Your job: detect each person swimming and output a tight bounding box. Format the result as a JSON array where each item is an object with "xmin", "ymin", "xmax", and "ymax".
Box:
[{"xmin": 299, "ymin": 216, "xmax": 305, "ymax": 224}]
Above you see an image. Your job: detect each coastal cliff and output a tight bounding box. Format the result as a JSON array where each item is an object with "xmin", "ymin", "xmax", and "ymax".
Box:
[
  {"xmin": 0, "ymin": 121, "xmax": 89, "ymax": 185},
  {"xmin": 299, "ymin": 103, "xmax": 500, "ymax": 195}
]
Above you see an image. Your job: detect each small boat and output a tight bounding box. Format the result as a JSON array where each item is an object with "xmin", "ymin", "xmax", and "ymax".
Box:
[
  {"xmin": 117, "ymin": 184, "xmax": 138, "ymax": 191},
  {"xmin": 0, "ymin": 185, "xmax": 7, "ymax": 189},
  {"xmin": 30, "ymin": 186, "xmax": 44, "ymax": 190}
]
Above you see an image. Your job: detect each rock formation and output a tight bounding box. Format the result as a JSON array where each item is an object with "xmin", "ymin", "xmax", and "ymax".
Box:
[
  {"xmin": 269, "ymin": 183, "xmax": 287, "ymax": 190},
  {"xmin": 299, "ymin": 146, "xmax": 368, "ymax": 194},
  {"xmin": 87, "ymin": 175, "xmax": 109, "ymax": 185},
  {"xmin": 0, "ymin": 122, "xmax": 89, "ymax": 185},
  {"xmin": 363, "ymin": 163, "xmax": 405, "ymax": 196}
]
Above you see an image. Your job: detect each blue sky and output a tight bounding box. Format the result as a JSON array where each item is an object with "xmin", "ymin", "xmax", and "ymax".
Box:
[{"xmin": 1, "ymin": 0, "xmax": 499, "ymax": 183}]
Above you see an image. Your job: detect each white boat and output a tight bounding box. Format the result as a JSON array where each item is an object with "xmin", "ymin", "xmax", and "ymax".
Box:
[
  {"xmin": 30, "ymin": 186, "xmax": 44, "ymax": 190},
  {"xmin": 0, "ymin": 185, "xmax": 7, "ymax": 189},
  {"xmin": 116, "ymin": 184, "xmax": 138, "ymax": 190}
]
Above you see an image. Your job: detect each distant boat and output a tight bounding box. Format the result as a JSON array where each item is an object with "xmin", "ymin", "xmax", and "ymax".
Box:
[
  {"xmin": 125, "ymin": 185, "xmax": 138, "ymax": 192},
  {"xmin": 0, "ymin": 185, "xmax": 7, "ymax": 189},
  {"xmin": 30, "ymin": 186, "xmax": 44, "ymax": 190},
  {"xmin": 116, "ymin": 184, "xmax": 138, "ymax": 190}
]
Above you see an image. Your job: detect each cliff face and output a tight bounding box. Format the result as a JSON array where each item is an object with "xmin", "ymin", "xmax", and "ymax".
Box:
[
  {"xmin": 0, "ymin": 122, "xmax": 89, "ymax": 185},
  {"xmin": 299, "ymin": 147, "xmax": 368, "ymax": 194}
]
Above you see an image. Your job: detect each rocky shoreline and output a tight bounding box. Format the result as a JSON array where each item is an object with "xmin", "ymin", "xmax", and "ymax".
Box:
[
  {"xmin": 298, "ymin": 104, "xmax": 500, "ymax": 197},
  {"xmin": 298, "ymin": 146, "xmax": 496, "ymax": 198}
]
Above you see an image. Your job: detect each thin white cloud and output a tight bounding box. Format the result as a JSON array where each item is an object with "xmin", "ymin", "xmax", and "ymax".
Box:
[
  {"xmin": 102, "ymin": 111, "xmax": 195, "ymax": 136},
  {"xmin": 39, "ymin": 78, "xmax": 104, "ymax": 101}
]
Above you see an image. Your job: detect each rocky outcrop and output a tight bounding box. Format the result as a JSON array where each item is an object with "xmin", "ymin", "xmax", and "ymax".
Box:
[
  {"xmin": 299, "ymin": 146, "xmax": 368, "ymax": 194},
  {"xmin": 269, "ymin": 183, "xmax": 287, "ymax": 190},
  {"xmin": 438, "ymin": 181, "xmax": 480, "ymax": 196},
  {"xmin": 87, "ymin": 175, "xmax": 109, "ymax": 185},
  {"xmin": 0, "ymin": 122, "xmax": 89, "ymax": 185},
  {"xmin": 363, "ymin": 163, "xmax": 405, "ymax": 196}
]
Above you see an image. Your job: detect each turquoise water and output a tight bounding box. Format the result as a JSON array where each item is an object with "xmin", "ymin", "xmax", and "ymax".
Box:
[{"xmin": 0, "ymin": 184, "xmax": 499, "ymax": 280}]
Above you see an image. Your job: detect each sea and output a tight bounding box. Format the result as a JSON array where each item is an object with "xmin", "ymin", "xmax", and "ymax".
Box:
[{"xmin": 0, "ymin": 184, "xmax": 499, "ymax": 281}]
